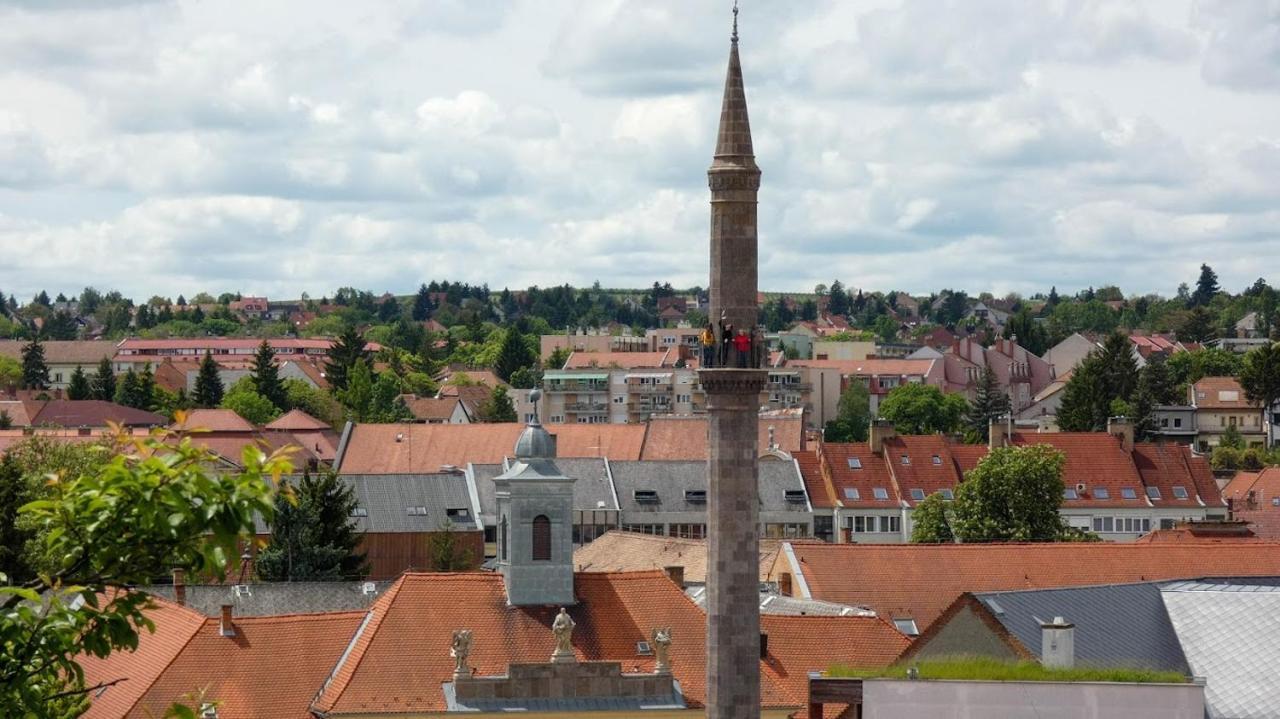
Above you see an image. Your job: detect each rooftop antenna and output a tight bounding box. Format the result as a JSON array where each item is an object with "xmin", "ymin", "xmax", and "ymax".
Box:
[{"xmin": 732, "ymin": 0, "xmax": 739, "ymax": 42}]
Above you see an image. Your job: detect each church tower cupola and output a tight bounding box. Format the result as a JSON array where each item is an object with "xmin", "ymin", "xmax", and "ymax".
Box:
[{"xmin": 494, "ymin": 389, "xmax": 577, "ymax": 606}]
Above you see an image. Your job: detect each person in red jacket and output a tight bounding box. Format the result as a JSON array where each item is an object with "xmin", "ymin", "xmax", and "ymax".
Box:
[{"xmin": 733, "ymin": 329, "xmax": 751, "ymax": 368}]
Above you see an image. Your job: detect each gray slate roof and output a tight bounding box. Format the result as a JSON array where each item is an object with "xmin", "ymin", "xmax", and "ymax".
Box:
[
  {"xmin": 472, "ymin": 458, "xmax": 616, "ymax": 523},
  {"xmin": 257, "ymin": 473, "xmax": 479, "ymax": 533},
  {"xmin": 686, "ymin": 585, "xmax": 873, "ymax": 617},
  {"xmin": 608, "ymin": 460, "xmax": 808, "ymax": 513},
  {"xmin": 974, "ymin": 582, "xmax": 1190, "ymax": 674},
  {"xmin": 144, "ymin": 580, "xmax": 394, "ymax": 617},
  {"xmin": 1161, "ymin": 581, "xmax": 1280, "ymax": 719}
]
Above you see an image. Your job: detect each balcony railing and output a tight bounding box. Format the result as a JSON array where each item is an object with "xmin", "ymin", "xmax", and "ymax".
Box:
[{"xmin": 565, "ymin": 402, "xmax": 609, "ymax": 413}]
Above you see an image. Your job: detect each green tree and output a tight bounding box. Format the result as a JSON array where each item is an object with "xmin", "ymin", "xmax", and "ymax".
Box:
[
  {"xmin": 20, "ymin": 336, "xmax": 50, "ymax": 390},
  {"xmin": 827, "ymin": 280, "xmax": 849, "ymax": 317},
  {"xmin": 1220, "ymin": 423, "xmax": 1244, "ymax": 450},
  {"xmin": 284, "ymin": 379, "xmax": 344, "ymax": 428},
  {"xmin": 0, "ymin": 454, "xmax": 33, "ymax": 583},
  {"xmin": 1190, "ymin": 263, "xmax": 1219, "ymax": 307},
  {"xmin": 369, "ymin": 371, "xmax": 412, "ymax": 423},
  {"xmin": 0, "ymin": 355, "xmax": 20, "ymax": 389},
  {"xmin": 477, "ymin": 385, "xmax": 518, "ymax": 423},
  {"xmin": 0, "ymin": 432, "xmax": 288, "ymax": 714},
  {"xmin": 377, "ymin": 295, "xmax": 401, "ymax": 323},
  {"xmin": 1057, "ymin": 332, "xmax": 1139, "ymax": 431},
  {"xmin": 909, "ymin": 492, "xmax": 955, "ymax": 543},
  {"xmin": 137, "ymin": 363, "xmax": 158, "ymax": 412},
  {"xmin": 256, "ymin": 469, "xmax": 368, "ymax": 581},
  {"xmin": 325, "ymin": 325, "xmax": 369, "ymax": 392},
  {"xmin": 113, "ymin": 367, "xmax": 143, "ymax": 409},
  {"xmin": 949, "ymin": 444, "xmax": 1070, "ymax": 542},
  {"xmin": 250, "ymin": 340, "xmax": 288, "ymax": 410},
  {"xmin": 877, "ymin": 383, "xmax": 968, "ymax": 435},
  {"xmin": 494, "ymin": 326, "xmax": 537, "ymax": 382},
  {"xmin": 508, "ymin": 365, "xmax": 543, "ymax": 390},
  {"xmin": 965, "ymin": 365, "xmax": 1011, "ymax": 443},
  {"xmin": 1166, "ymin": 347, "xmax": 1243, "ymax": 386},
  {"xmin": 427, "ymin": 519, "xmax": 474, "ymax": 571},
  {"xmin": 412, "ymin": 283, "xmax": 432, "ymax": 322},
  {"xmin": 1240, "ymin": 342, "xmax": 1280, "ymax": 448},
  {"xmin": 1178, "ymin": 307, "xmax": 1217, "ymax": 342},
  {"xmin": 91, "ymin": 356, "xmax": 116, "ymax": 401},
  {"xmin": 66, "ymin": 365, "xmax": 91, "ymax": 400},
  {"xmin": 194, "ymin": 350, "xmax": 225, "ymax": 408},
  {"xmin": 545, "ymin": 345, "xmax": 572, "ymax": 371},
  {"xmin": 824, "ymin": 382, "xmax": 872, "ymax": 442},
  {"xmin": 221, "ymin": 380, "xmax": 282, "ymax": 426},
  {"xmin": 338, "ymin": 359, "xmax": 374, "ymax": 420}
]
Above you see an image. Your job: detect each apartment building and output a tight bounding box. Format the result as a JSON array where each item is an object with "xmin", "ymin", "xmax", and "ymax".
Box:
[{"xmin": 1190, "ymin": 376, "xmax": 1266, "ymax": 449}]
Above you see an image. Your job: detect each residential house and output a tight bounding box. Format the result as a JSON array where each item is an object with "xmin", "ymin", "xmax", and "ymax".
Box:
[
  {"xmin": 767, "ymin": 541, "xmax": 1280, "ymax": 635},
  {"xmin": 900, "ymin": 578, "xmax": 1280, "ymax": 719},
  {"xmin": 402, "ymin": 395, "xmax": 473, "ymax": 424},
  {"xmin": 546, "ymin": 350, "xmax": 697, "ymax": 423},
  {"xmin": 964, "ymin": 301, "xmax": 1010, "ymax": 331},
  {"xmin": 943, "ymin": 337, "xmax": 1054, "ymax": 413},
  {"xmin": 0, "ymin": 340, "xmax": 116, "ymax": 390},
  {"xmin": 229, "ymin": 296, "xmax": 269, "ymax": 319},
  {"xmin": 786, "ymin": 358, "xmax": 945, "ymax": 415},
  {"xmin": 1223, "ymin": 468, "xmax": 1280, "ymax": 540},
  {"xmin": 811, "ymin": 340, "xmax": 875, "ymax": 362},
  {"xmin": 1235, "ymin": 311, "xmax": 1263, "ymax": 339},
  {"xmin": 0, "ymin": 399, "xmax": 164, "ymax": 428},
  {"xmin": 1189, "ymin": 376, "xmax": 1265, "ymax": 450},
  {"xmin": 892, "ymin": 293, "xmax": 920, "ymax": 318}
]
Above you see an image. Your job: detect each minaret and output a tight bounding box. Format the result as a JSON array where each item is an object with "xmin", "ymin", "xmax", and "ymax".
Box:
[{"xmin": 700, "ymin": 6, "xmax": 765, "ymax": 719}]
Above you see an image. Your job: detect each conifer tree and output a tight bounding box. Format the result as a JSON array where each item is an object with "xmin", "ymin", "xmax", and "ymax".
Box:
[
  {"xmin": 67, "ymin": 366, "xmax": 91, "ymax": 400},
  {"xmin": 412, "ymin": 283, "xmax": 432, "ymax": 322},
  {"xmin": 256, "ymin": 469, "xmax": 369, "ymax": 581},
  {"xmin": 1058, "ymin": 332, "xmax": 1139, "ymax": 431},
  {"xmin": 325, "ymin": 326, "xmax": 369, "ymax": 392},
  {"xmin": 91, "ymin": 357, "xmax": 116, "ymax": 401},
  {"xmin": 477, "ymin": 385, "xmax": 518, "ymax": 423},
  {"xmin": 194, "ymin": 351, "xmax": 225, "ymax": 407},
  {"xmin": 114, "ymin": 368, "xmax": 141, "ymax": 408},
  {"xmin": 250, "ymin": 340, "xmax": 287, "ymax": 410},
  {"xmin": 965, "ymin": 365, "xmax": 1012, "ymax": 442},
  {"xmin": 494, "ymin": 327, "xmax": 536, "ymax": 383},
  {"xmin": 1190, "ymin": 263, "xmax": 1220, "ymax": 308},
  {"xmin": 20, "ymin": 336, "xmax": 49, "ymax": 390}
]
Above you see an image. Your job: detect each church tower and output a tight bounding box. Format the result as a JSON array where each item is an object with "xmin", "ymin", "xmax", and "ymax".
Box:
[
  {"xmin": 699, "ymin": 7, "xmax": 766, "ymax": 719},
  {"xmin": 495, "ymin": 388, "xmax": 576, "ymax": 606}
]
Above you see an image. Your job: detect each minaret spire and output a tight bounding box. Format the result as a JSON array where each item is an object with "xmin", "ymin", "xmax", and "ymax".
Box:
[{"xmin": 731, "ymin": 0, "xmax": 738, "ymax": 43}]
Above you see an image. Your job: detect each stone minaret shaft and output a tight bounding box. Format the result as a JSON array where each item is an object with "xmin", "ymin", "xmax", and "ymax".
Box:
[{"xmin": 701, "ymin": 14, "xmax": 765, "ymax": 719}]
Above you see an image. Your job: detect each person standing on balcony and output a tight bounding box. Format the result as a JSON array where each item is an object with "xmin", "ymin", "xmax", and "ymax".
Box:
[
  {"xmin": 733, "ymin": 329, "xmax": 751, "ymax": 368},
  {"xmin": 700, "ymin": 323, "xmax": 717, "ymax": 368}
]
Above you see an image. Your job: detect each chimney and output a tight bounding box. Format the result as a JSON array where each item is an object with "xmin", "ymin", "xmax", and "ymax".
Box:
[
  {"xmin": 664, "ymin": 565, "xmax": 685, "ymax": 589},
  {"xmin": 1041, "ymin": 616, "xmax": 1074, "ymax": 669},
  {"xmin": 219, "ymin": 604, "xmax": 235, "ymax": 637},
  {"xmin": 759, "ymin": 631, "xmax": 769, "ymax": 659},
  {"xmin": 172, "ymin": 569, "xmax": 186, "ymax": 606},
  {"xmin": 869, "ymin": 420, "xmax": 896, "ymax": 454},
  {"xmin": 988, "ymin": 415, "xmax": 1012, "ymax": 450},
  {"xmin": 1107, "ymin": 416, "xmax": 1134, "ymax": 453}
]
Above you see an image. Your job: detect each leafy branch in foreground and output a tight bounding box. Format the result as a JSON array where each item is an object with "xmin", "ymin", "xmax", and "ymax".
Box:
[{"xmin": 0, "ymin": 419, "xmax": 293, "ymax": 716}]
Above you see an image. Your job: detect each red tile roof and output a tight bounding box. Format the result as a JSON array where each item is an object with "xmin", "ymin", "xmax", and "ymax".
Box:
[
  {"xmin": 782, "ymin": 542, "xmax": 1280, "ymax": 632},
  {"xmin": 263, "ymin": 408, "xmax": 330, "ymax": 431},
  {"xmin": 172, "ymin": 408, "xmax": 256, "ymax": 433},
  {"xmin": 786, "ymin": 358, "xmax": 936, "ymax": 376},
  {"xmin": 811, "ymin": 443, "xmax": 900, "ymax": 509},
  {"xmin": 0, "ymin": 339, "xmax": 117, "ymax": 365},
  {"xmin": 640, "ymin": 415, "xmax": 805, "ymax": 460},
  {"xmin": 883, "ymin": 435, "xmax": 962, "ymax": 507},
  {"xmin": 28, "ymin": 400, "xmax": 165, "ymax": 428},
  {"xmin": 312, "ymin": 571, "xmax": 906, "ymax": 714},
  {"xmin": 1192, "ymin": 376, "xmax": 1259, "ymax": 410},
  {"xmin": 1222, "ymin": 468, "xmax": 1280, "ymax": 540},
  {"xmin": 1009, "ymin": 433, "xmax": 1148, "ymax": 508},
  {"xmin": 563, "ymin": 351, "xmax": 672, "ymax": 369},
  {"xmin": 572, "ymin": 531, "xmax": 784, "ymax": 583}
]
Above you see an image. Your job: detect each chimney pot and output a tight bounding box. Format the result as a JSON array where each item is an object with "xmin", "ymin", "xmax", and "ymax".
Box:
[
  {"xmin": 172, "ymin": 569, "xmax": 186, "ymax": 606},
  {"xmin": 664, "ymin": 565, "xmax": 685, "ymax": 588},
  {"xmin": 1041, "ymin": 616, "xmax": 1074, "ymax": 669},
  {"xmin": 219, "ymin": 604, "xmax": 235, "ymax": 637}
]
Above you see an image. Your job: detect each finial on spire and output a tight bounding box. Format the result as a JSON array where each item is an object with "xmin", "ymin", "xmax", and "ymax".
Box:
[{"xmin": 731, "ymin": 1, "xmax": 739, "ymax": 43}]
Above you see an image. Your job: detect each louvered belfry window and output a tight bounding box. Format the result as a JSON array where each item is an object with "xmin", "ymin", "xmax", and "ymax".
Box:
[{"xmin": 532, "ymin": 515, "xmax": 552, "ymax": 561}]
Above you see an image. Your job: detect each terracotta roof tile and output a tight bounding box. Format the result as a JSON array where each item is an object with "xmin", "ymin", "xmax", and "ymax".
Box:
[
  {"xmin": 784, "ymin": 542, "xmax": 1280, "ymax": 632},
  {"xmin": 640, "ymin": 415, "xmax": 804, "ymax": 460},
  {"xmin": 1192, "ymin": 376, "xmax": 1259, "ymax": 410},
  {"xmin": 785, "ymin": 358, "xmax": 936, "ymax": 376},
  {"xmin": 29, "ymin": 400, "xmax": 166, "ymax": 428},
  {"xmin": 263, "ymin": 408, "xmax": 330, "ymax": 431},
  {"xmin": 1009, "ymin": 433, "xmax": 1146, "ymax": 508},
  {"xmin": 562, "ymin": 351, "xmax": 672, "ymax": 369},
  {"xmin": 172, "ymin": 408, "xmax": 257, "ymax": 433},
  {"xmin": 0, "ymin": 339, "xmax": 117, "ymax": 365},
  {"xmin": 572, "ymin": 530, "xmax": 783, "ymax": 583},
  {"xmin": 1132, "ymin": 443, "xmax": 1213, "ymax": 507},
  {"xmin": 401, "ymin": 397, "xmax": 465, "ymax": 422},
  {"xmin": 815, "ymin": 443, "xmax": 900, "ymax": 509},
  {"xmin": 883, "ymin": 436, "xmax": 961, "ymax": 507}
]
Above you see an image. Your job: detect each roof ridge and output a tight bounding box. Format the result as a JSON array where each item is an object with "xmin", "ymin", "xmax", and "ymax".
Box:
[
  {"xmin": 316, "ymin": 574, "xmax": 409, "ymax": 711},
  {"xmin": 216, "ymin": 609, "xmax": 370, "ymax": 623}
]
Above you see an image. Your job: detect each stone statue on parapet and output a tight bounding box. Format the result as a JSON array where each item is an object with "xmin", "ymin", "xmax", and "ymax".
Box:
[
  {"xmin": 451, "ymin": 629, "xmax": 472, "ymax": 678},
  {"xmin": 652, "ymin": 627, "xmax": 673, "ymax": 674},
  {"xmin": 551, "ymin": 607, "xmax": 576, "ymax": 662}
]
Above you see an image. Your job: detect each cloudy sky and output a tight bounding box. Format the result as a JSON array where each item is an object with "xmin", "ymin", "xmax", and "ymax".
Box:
[{"xmin": 2, "ymin": 0, "xmax": 1279, "ymax": 302}]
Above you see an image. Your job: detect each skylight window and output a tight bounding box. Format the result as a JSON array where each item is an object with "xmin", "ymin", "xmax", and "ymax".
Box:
[
  {"xmin": 350, "ymin": 507, "xmax": 368, "ymax": 517},
  {"xmin": 1063, "ymin": 488, "xmax": 1079, "ymax": 500},
  {"xmin": 847, "ymin": 457, "xmax": 862, "ymax": 470},
  {"xmin": 1093, "ymin": 488, "xmax": 1109, "ymax": 499},
  {"xmin": 892, "ymin": 618, "xmax": 919, "ymax": 636},
  {"xmin": 634, "ymin": 490, "xmax": 660, "ymax": 504},
  {"xmin": 873, "ymin": 487, "xmax": 889, "ymax": 500},
  {"xmin": 1172, "ymin": 486, "xmax": 1188, "ymax": 499},
  {"xmin": 1121, "ymin": 488, "xmax": 1137, "ymax": 500},
  {"xmin": 910, "ymin": 489, "xmax": 926, "ymax": 501},
  {"xmin": 784, "ymin": 490, "xmax": 807, "ymax": 503},
  {"xmin": 931, "ymin": 455, "xmax": 942, "ymax": 465},
  {"xmin": 1146, "ymin": 487, "xmax": 1162, "ymax": 500},
  {"xmin": 685, "ymin": 490, "xmax": 707, "ymax": 503},
  {"xmin": 406, "ymin": 506, "xmax": 428, "ymax": 516},
  {"xmin": 900, "ymin": 455, "xmax": 911, "ymax": 465},
  {"xmin": 843, "ymin": 488, "xmax": 860, "ymax": 500}
]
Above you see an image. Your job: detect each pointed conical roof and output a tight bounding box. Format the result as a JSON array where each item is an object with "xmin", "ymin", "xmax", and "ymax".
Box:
[{"xmin": 713, "ymin": 39, "xmax": 755, "ymax": 162}]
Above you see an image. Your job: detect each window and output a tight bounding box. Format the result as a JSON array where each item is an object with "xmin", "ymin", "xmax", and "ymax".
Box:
[
  {"xmin": 784, "ymin": 490, "xmax": 807, "ymax": 503},
  {"xmin": 634, "ymin": 490, "xmax": 660, "ymax": 504},
  {"xmin": 1146, "ymin": 487, "xmax": 1162, "ymax": 500},
  {"xmin": 550, "ymin": 415, "xmax": 564, "ymax": 423},
  {"xmin": 676, "ymin": 394, "xmax": 691, "ymax": 403},
  {"xmin": 847, "ymin": 457, "xmax": 862, "ymax": 470},
  {"xmin": 931, "ymin": 455, "xmax": 942, "ymax": 466},
  {"xmin": 1173, "ymin": 418, "xmax": 1183, "ymax": 428},
  {"xmin": 873, "ymin": 487, "xmax": 889, "ymax": 500},
  {"xmin": 621, "ymin": 523, "xmax": 665, "ymax": 536},
  {"xmin": 532, "ymin": 515, "xmax": 552, "ymax": 561},
  {"xmin": 939, "ymin": 489, "xmax": 954, "ymax": 500},
  {"xmin": 684, "ymin": 490, "xmax": 707, "ymax": 503},
  {"xmin": 1229, "ymin": 416, "xmax": 1238, "ymax": 427},
  {"xmin": 499, "ymin": 516, "xmax": 508, "ymax": 561},
  {"xmin": 1093, "ymin": 488, "xmax": 1110, "ymax": 499},
  {"xmin": 843, "ymin": 488, "xmax": 860, "ymax": 500},
  {"xmin": 910, "ymin": 488, "xmax": 926, "ymax": 501},
  {"xmin": 1161, "ymin": 418, "xmax": 1169, "ymax": 427},
  {"xmin": 1161, "ymin": 518, "xmax": 1177, "ymax": 530},
  {"xmin": 446, "ymin": 507, "xmax": 470, "ymax": 520},
  {"xmin": 893, "ymin": 618, "xmax": 919, "ymax": 636},
  {"xmin": 900, "ymin": 455, "xmax": 911, "ymax": 465},
  {"xmin": 1121, "ymin": 488, "xmax": 1137, "ymax": 500},
  {"xmin": 1172, "ymin": 486, "xmax": 1188, "ymax": 499},
  {"xmin": 350, "ymin": 507, "xmax": 368, "ymax": 517},
  {"xmin": 670, "ymin": 523, "xmax": 706, "ymax": 539},
  {"xmin": 406, "ymin": 506, "xmax": 428, "ymax": 516},
  {"xmin": 878, "ymin": 516, "xmax": 901, "ymax": 533},
  {"xmin": 1093, "ymin": 516, "xmax": 1114, "ymax": 532},
  {"xmin": 1063, "ymin": 488, "xmax": 1078, "ymax": 500},
  {"xmin": 1273, "ymin": 497, "xmax": 1280, "ymax": 507}
]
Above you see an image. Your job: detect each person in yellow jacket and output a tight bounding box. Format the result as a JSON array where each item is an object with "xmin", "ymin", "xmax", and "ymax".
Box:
[{"xmin": 699, "ymin": 322, "xmax": 716, "ymax": 368}]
